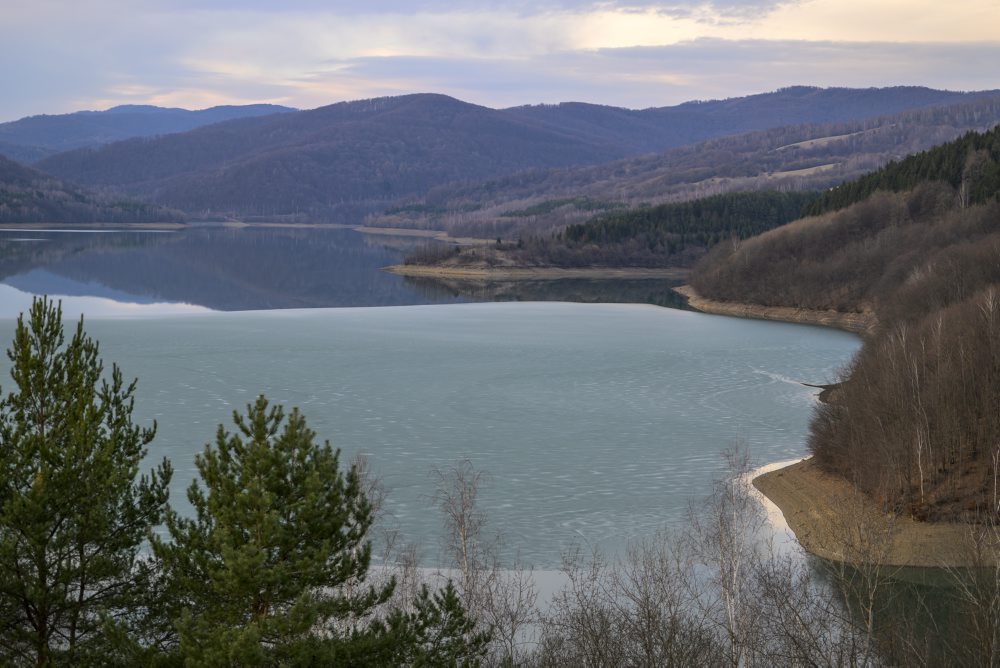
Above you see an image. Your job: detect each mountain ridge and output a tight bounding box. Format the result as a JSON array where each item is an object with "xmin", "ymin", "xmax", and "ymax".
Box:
[
  {"xmin": 0, "ymin": 103, "xmax": 296, "ymax": 162},
  {"xmin": 33, "ymin": 87, "xmax": 1000, "ymax": 222}
]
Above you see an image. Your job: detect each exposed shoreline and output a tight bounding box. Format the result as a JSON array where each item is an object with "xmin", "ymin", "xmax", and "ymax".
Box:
[
  {"xmin": 673, "ymin": 286, "xmax": 991, "ymax": 568},
  {"xmin": 752, "ymin": 458, "xmax": 999, "ymax": 568},
  {"xmin": 674, "ymin": 285, "xmax": 877, "ymax": 335}
]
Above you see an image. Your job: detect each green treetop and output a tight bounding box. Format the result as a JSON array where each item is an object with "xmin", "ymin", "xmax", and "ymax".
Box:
[
  {"xmin": 0, "ymin": 297, "xmax": 172, "ymax": 665},
  {"xmin": 153, "ymin": 395, "xmax": 489, "ymax": 665}
]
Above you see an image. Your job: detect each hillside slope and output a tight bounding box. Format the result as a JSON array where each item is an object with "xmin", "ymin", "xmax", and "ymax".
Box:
[
  {"xmin": 506, "ymin": 86, "xmax": 993, "ymax": 155},
  {"xmin": 374, "ymin": 94, "xmax": 1000, "ymax": 238},
  {"xmin": 691, "ymin": 125, "xmax": 1000, "ymax": 520},
  {"xmin": 35, "ymin": 87, "xmax": 1000, "ymax": 222},
  {"xmin": 0, "ymin": 104, "xmax": 295, "ymax": 162},
  {"xmin": 0, "ymin": 155, "xmax": 183, "ymax": 224},
  {"xmin": 36, "ymin": 94, "xmax": 635, "ymax": 220}
]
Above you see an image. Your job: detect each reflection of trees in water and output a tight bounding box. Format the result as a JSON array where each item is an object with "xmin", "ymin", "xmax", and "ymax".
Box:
[
  {"xmin": 0, "ymin": 227, "xmax": 472, "ymax": 310},
  {"xmin": 403, "ymin": 276, "xmax": 689, "ymax": 310}
]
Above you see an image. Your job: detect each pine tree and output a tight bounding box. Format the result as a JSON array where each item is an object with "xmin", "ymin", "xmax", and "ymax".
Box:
[
  {"xmin": 153, "ymin": 395, "xmax": 489, "ymax": 664},
  {"xmin": 0, "ymin": 297, "xmax": 172, "ymax": 664}
]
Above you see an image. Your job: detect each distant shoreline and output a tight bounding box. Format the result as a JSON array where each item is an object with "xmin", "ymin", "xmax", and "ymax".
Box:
[
  {"xmin": 673, "ymin": 285, "xmax": 877, "ymax": 335},
  {"xmin": 383, "ymin": 264, "xmax": 690, "ymax": 280},
  {"xmin": 0, "ymin": 222, "xmax": 186, "ymax": 231}
]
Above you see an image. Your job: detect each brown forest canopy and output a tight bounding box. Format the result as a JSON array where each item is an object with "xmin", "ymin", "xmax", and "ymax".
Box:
[
  {"xmin": 0, "ymin": 155, "xmax": 183, "ymax": 225},
  {"xmin": 372, "ymin": 93, "xmax": 1000, "ymax": 238},
  {"xmin": 34, "ymin": 88, "xmax": 1000, "ymax": 223},
  {"xmin": 691, "ymin": 123, "xmax": 1000, "ymax": 520}
]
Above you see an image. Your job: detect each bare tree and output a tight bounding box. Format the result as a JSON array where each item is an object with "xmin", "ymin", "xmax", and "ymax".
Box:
[{"xmin": 432, "ymin": 460, "xmax": 539, "ymax": 665}]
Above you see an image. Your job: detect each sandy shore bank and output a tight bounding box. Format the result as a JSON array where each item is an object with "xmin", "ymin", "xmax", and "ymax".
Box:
[
  {"xmin": 753, "ymin": 458, "xmax": 1000, "ymax": 567},
  {"xmin": 384, "ymin": 264, "xmax": 691, "ymax": 280},
  {"xmin": 674, "ymin": 285, "xmax": 877, "ymax": 335}
]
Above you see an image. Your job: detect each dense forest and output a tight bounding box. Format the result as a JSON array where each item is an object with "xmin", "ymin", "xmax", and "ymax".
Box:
[
  {"xmin": 805, "ymin": 125, "xmax": 1000, "ymax": 215},
  {"xmin": 691, "ymin": 123, "xmax": 1000, "ymax": 520},
  {"xmin": 406, "ymin": 191, "xmax": 818, "ymax": 269},
  {"xmin": 27, "ymin": 88, "xmax": 1000, "ymax": 223},
  {"xmin": 0, "ymin": 155, "xmax": 183, "ymax": 224},
  {"xmin": 373, "ymin": 94, "xmax": 1000, "ymax": 239},
  {"xmin": 560, "ymin": 190, "xmax": 818, "ymax": 250}
]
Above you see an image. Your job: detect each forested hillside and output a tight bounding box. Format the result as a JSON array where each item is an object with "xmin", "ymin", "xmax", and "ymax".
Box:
[
  {"xmin": 563, "ymin": 191, "xmax": 817, "ymax": 247},
  {"xmin": 374, "ymin": 94, "xmax": 1000, "ymax": 238},
  {"xmin": 805, "ymin": 126, "xmax": 1000, "ymax": 215},
  {"xmin": 0, "ymin": 103, "xmax": 294, "ymax": 162},
  {"xmin": 505, "ymin": 86, "xmax": 991, "ymax": 156},
  {"xmin": 0, "ymin": 155, "xmax": 183, "ymax": 224},
  {"xmin": 487, "ymin": 191, "xmax": 817, "ymax": 268},
  {"xmin": 36, "ymin": 94, "xmax": 636, "ymax": 221},
  {"xmin": 691, "ymin": 124, "xmax": 1000, "ymax": 520},
  {"xmin": 31, "ymin": 88, "xmax": 1000, "ymax": 223}
]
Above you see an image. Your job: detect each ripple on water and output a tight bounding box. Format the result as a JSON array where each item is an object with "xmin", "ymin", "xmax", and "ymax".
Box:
[{"xmin": 36, "ymin": 302, "xmax": 864, "ymax": 568}]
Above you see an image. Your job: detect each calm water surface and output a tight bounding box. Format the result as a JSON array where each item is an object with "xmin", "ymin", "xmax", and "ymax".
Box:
[
  {"xmin": 0, "ymin": 228, "xmax": 861, "ymax": 567},
  {"xmin": 70, "ymin": 303, "xmax": 857, "ymax": 567}
]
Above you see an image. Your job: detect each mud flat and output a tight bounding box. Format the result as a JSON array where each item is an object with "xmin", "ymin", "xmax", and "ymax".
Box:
[
  {"xmin": 753, "ymin": 458, "xmax": 999, "ymax": 568},
  {"xmin": 674, "ymin": 285, "xmax": 876, "ymax": 335}
]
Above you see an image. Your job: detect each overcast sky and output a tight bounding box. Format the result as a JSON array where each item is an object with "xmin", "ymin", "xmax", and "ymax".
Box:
[{"xmin": 2, "ymin": 0, "xmax": 999, "ymax": 121}]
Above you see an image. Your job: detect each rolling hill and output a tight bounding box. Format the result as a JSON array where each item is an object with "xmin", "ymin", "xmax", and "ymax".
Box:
[
  {"xmin": 0, "ymin": 154, "xmax": 183, "ymax": 224},
  {"xmin": 690, "ymin": 124, "xmax": 1000, "ymax": 520},
  {"xmin": 34, "ymin": 87, "xmax": 1000, "ymax": 222},
  {"xmin": 375, "ymin": 93, "xmax": 1000, "ymax": 239},
  {"xmin": 0, "ymin": 103, "xmax": 295, "ymax": 163}
]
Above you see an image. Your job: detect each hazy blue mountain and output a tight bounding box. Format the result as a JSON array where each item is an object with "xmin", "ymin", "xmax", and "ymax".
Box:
[
  {"xmin": 36, "ymin": 94, "xmax": 633, "ymax": 220},
  {"xmin": 504, "ymin": 86, "xmax": 1000, "ymax": 155},
  {"xmin": 34, "ymin": 87, "xmax": 1000, "ymax": 222},
  {"xmin": 0, "ymin": 103, "xmax": 296, "ymax": 161}
]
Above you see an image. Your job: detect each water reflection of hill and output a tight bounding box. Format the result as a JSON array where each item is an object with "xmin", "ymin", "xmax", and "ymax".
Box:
[
  {"xmin": 0, "ymin": 227, "xmax": 474, "ymax": 310},
  {"xmin": 403, "ymin": 275, "xmax": 689, "ymax": 310}
]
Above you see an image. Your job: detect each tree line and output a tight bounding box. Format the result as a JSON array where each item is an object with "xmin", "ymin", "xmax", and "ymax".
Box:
[
  {"xmin": 404, "ymin": 191, "xmax": 818, "ymax": 270},
  {"xmin": 805, "ymin": 124, "xmax": 1000, "ymax": 216},
  {"xmin": 558, "ymin": 190, "xmax": 817, "ymax": 256},
  {"xmin": 0, "ymin": 155, "xmax": 184, "ymax": 225},
  {"xmin": 691, "ymin": 123, "xmax": 1000, "ymax": 520}
]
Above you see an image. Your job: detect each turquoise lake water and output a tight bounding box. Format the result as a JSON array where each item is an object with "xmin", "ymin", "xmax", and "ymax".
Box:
[
  {"xmin": 0, "ymin": 228, "xmax": 862, "ymax": 567},
  {"xmin": 0, "ymin": 301, "xmax": 860, "ymax": 568}
]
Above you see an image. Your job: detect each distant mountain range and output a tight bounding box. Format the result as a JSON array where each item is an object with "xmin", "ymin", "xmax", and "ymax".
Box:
[
  {"xmin": 26, "ymin": 87, "xmax": 1000, "ymax": 222},
  {"xmin": 0, "ymin": 104, "xmax": 295, "ymax": 163},
  {"xmin": 372, "ymin": 94, "xmax": 1000, "ymax": 239}
]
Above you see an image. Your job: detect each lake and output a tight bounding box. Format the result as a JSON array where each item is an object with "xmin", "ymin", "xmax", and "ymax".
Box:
[{"xmin": 0, "ymin": 227, "xmax": 861, "ymax": 568}]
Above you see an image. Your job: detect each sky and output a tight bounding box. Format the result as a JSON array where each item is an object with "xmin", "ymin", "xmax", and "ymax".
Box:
[{"xmin": 2, "ymin": 0, "xmax": 1000, "ymax": 121}]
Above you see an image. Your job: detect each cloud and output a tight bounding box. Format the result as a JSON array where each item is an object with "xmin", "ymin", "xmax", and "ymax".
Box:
[
  {"xmin": 287, "ymin": 39, "xmax": 1000, "ymax": 110},
  {"xmin": 1, "ymin": 0, "xmax": 999, "ymax": 120},
  {"xmin": 136, "ymin": 0, "xmax": 793, "ymax": 18}
]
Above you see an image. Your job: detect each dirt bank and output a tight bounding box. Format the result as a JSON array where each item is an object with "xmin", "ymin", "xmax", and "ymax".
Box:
[
  {"xmin": 753, "ymin": 459, "xmax": 999, "ymax": 567},
  {"xmin": 674, "ymin": 285, "xmax": 877, "ymax": 335}
]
